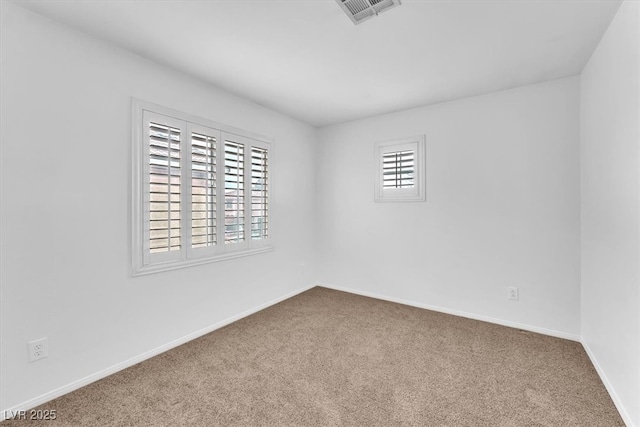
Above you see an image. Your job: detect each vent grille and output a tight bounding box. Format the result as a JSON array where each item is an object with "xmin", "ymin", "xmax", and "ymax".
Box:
[{"xmin": 336, "ymin": 0, "xmax": 401, "ymax": 25}]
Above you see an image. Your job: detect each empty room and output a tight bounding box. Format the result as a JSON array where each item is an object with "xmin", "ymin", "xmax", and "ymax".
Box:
[{"xmin": 1, "ymin": 0, "xmax": 638, "ymax": 425}]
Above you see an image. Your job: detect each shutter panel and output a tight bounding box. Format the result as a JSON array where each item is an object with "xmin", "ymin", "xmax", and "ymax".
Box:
[
  {"xmin": 224, "ymin": 140, "xmax": 245, "ymax": 243},
  {"xmin": 250, "ymin": 147, "xmax": 269, "ymax": 240},
  {"xmin": 191, "ymin": 131, "xmax": 216, "ymax": 248},
  {"xmin": 382, "ymin": 150, "xmax": 414, "ymax": 189},
  {"xmin": 148, "ymin": 121, "xmax": 181, "ymax": 253}
]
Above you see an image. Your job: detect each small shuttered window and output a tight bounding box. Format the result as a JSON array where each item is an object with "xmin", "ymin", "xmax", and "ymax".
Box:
[
  {"xmin": 133, "ymin": 100, "xmax": 273, "ymax": 276},
  {"xmin": 374, "ymin": 136, "xmax": 426, "ymax": 203}
]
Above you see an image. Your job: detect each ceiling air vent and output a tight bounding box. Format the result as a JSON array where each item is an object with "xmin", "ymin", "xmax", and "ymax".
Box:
[{"xmin": 335, "ymin": 0, "xmax": 401, "ymax": 25}]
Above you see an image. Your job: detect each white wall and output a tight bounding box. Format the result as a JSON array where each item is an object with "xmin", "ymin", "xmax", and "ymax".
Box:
[
  {"xmin": 580, "ymin": 1, "xmax": 640, "ymax": 425},
  {"xmin": 0, "ymin": 2, "xmax": 317, "ymax": 412},
  {"xmin": 317, "ymin": 77, "xmax": 581, "ymax": 338},
  {"xmin": 2, "ymin": 0, "xmax": 638, "ymax": 422}
]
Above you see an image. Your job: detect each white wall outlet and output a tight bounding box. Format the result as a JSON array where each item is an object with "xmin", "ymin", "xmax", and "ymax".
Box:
[
  {"xmin": 28, "ymin": 338, "xmax": 48, "ymax": 362},
  {"xmin": 507, "ymin": 287, "xmax": 519, "ymax": 301}
]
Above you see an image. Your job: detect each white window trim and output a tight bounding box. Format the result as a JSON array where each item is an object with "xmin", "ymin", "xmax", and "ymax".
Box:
[
  {"xmin": 374, "ymin": 135, "xmax": 426, "ymax": 203},
  {"xmin": 131, "ymin": 99, "xmax": 273, "ymax": 277}
]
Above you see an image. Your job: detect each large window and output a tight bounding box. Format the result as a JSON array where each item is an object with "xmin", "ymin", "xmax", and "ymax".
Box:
[
  {"xmin": 374, "ymin": 135, "xmax": 426, "ymax": 202},
  {"xmin": 132, "ymin": 100, "xmax": 272, "ymax": 276}
]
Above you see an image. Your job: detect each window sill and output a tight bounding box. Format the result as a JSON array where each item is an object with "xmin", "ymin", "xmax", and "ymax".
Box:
[
  {"xmin": 132, "ymin": 246, "xmax": 274, "ymax": 277},
  {"xmin": 374, "ymin": 192, "xmax": 426, "ymax": 203}
]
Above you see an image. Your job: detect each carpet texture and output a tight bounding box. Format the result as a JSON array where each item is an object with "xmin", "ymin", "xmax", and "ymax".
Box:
[{"xmin": 2, "ymin": 287, "xmax": 624, "ymax": 426}]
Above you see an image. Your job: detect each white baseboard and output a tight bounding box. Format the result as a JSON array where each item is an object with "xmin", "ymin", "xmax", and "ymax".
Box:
[
  {"xmin": 1, "ymin": 284, "xmax": 316, "ymax": 421},
  {"xmin": 581, "ymin": 340, "xmax": 635, "ymax": 427},
  {"xmin": 6, "ymin": 283, "xmax": 632, "ymax": 426},
  {"xmin": 317, "ymin": 283, "xmax": 581, "ymax": 342}
]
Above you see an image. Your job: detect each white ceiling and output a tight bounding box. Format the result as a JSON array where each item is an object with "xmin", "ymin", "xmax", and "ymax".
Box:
[{"xmin": 14, "ymin": 0, "xmax": 622, "ymax": 127}]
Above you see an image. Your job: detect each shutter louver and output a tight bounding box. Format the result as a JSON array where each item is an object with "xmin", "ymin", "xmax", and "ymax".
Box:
[
  {"xmin": 382, "ymin": 150, "xmax": 414, "ymax": 189},
  {"xmin": 149, "ymin": 122, "xmax": 181, "ymax": 253},
  {"xmin": 191, "ymin": 132, "xmax": 216, "ymax": 248},
  {"xmin": 250, "ymin": 147, "xmax": 269, "ymax": 240},
  {"xmin": 224, "ymin": 140, "xmax": 245, "ymax": 243}
]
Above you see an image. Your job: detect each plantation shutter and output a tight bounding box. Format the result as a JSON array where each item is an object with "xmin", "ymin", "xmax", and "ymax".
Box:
[
  {"xmin": 189, "ymin": 126, "xmax": 219, "ymax": 254},
  {"xmin": 382, "ymin": 150, "xmax": 414, "ymax": 189},
  {"xmin": 133, "ymin": 101, "xmax": 274, "ymax": 275},
  {"xmin": 250, "ymin": 146, "xmax": 269, "ymax": 240},
  {"xmin": 143, "ymin": 111, "xmax": 185, "ymax": 265},
  {"xmin": 223, "ymin": 136, "xmax": 246, "ymax": 245},
  {"xmin": 374, "ymin": 136, "xmax": 426, "ymax": 203}
]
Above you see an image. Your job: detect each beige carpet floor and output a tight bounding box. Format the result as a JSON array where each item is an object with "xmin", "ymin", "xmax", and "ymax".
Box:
[{"xmin": 2, "ymin": 287, "xmax": 624, "ymax": 426}]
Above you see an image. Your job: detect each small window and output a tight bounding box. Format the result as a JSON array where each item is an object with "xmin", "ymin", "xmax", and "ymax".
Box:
[
  {"xmin": 132, "ymin": 99, "xmax": 272, "ymax": 276},
  {"xmin": 374, "ymin": 136, "xmax": 426, "ymax": 202}
]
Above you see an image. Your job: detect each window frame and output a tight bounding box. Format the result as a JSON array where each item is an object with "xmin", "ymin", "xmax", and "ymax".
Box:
[
  {"xmin": 131, "ymin": 99, "xmax": 273, "ymax": 277},
  {"xmin": 374, "ymin": 135, "xmax": 426, "ymax": 203}
]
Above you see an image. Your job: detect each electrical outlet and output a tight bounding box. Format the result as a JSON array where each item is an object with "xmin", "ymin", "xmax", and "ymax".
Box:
[
  {"xmin": 507, "ymin": 287, "xmax": 519, "ymax": 301},
  {"xmin": 28, "ymin": 338, "xmax": 48, "ymax": 362}
]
